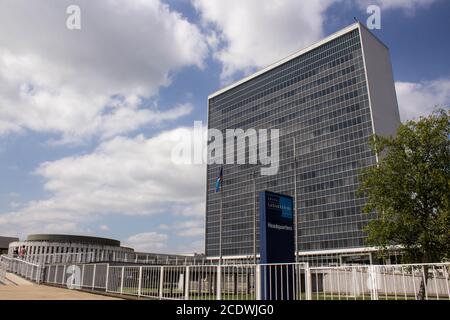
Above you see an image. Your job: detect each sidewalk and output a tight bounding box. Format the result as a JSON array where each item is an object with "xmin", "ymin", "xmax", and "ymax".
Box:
[
  {"xmin": 0, "ymin": 283, "xmax": 122, "ymax": 300},
  {"xmin": 4, "ymin": 273, "xmax": 34, "ymax": 286}
]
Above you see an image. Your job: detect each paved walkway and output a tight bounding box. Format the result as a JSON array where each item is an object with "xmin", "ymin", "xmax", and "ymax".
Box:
[
  {"xmin": 0, "ymin": 285, "xmax": 122, "ymax": 300},
  {"xmin": 4, "ymin": 273, "xmax": 34, "ymax": 286},
  {"xmin": 0, "ymin": 275, "xmax": 121, "ymax": 300}
]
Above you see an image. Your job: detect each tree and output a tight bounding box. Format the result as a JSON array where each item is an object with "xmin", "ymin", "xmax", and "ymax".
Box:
[{"xmin": 360, "ymin": 109, "xmax": 450, "ymax": 299}]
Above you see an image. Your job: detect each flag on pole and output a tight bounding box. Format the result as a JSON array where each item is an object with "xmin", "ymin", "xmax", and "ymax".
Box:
[{"xmin": 215, "ymin": 166, "xmax": 223, "ymax": 193}]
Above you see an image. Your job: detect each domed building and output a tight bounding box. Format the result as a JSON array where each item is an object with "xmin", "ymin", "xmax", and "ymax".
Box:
[
  {"xmin": 8, "ymin": 234, "xmax": 134, "ymax": 264},
  {"xmin": 8, "ymin": 233, "xmax": 206, "ymax": 265}
]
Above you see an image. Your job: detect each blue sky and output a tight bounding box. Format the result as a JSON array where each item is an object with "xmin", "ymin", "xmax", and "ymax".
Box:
[{"xmin": 0, "ymin": 0, "xmax": 449, "ymax": 254}]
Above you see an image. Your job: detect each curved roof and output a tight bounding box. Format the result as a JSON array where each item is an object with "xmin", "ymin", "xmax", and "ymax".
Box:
[{"xmin": 26, "ymin": 234, "xmax": 120, "ymax": 247}]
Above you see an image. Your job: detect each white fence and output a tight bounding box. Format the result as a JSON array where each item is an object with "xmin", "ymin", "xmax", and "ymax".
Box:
[
  {"xmin": 42, "ymin": 262, "xmax": 450, "ymax": 300},
  {"xmin": 0, "ymin": 255, "xmax": 44, "ymax": 284},
  {"xmin": 45, "ymin": 264, "xmax": 261, "ymax": 300},
  {"xmin": 309, "ymin": 263, "xmax": 450, "ymax": 300},
  {"xmin": 9, "ymin": 252, "xmax": 208, "ymax": 266},
  {"xmin": 0, "ymin": 260, "xmax": 7, "ymax": 284}
]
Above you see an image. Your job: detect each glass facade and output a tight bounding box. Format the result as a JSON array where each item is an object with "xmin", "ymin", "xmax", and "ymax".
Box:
[{"xmin": 206, "ymin": 27, "xmax": 393, "ymax": 259}]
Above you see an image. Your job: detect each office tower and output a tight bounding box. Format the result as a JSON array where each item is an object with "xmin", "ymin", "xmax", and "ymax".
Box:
[{"xmin": 205, "ymin": 23, "xmax": 400, "ymax": 265}]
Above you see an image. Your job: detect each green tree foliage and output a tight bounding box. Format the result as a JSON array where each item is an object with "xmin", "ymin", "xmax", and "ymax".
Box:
[{"xmin": 360, "ymin": 109, "xmax": 450, "ymax": 264}]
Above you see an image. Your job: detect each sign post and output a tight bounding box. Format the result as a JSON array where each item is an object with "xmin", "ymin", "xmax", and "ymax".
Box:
[{"xmin": 259, "ymin": 191, "xmax": 295, "ymax": 300}]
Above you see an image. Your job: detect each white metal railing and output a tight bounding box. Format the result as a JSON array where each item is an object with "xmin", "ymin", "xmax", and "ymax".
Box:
[
  {"xmin": 5, "ymin": 250, "xmax": 450, "ymax": 301},
  {"xmin": 308, "ymin": 263, "xmax": 450, "ymax": 300},
  {"xmin": 14, "ymin": 252, "xmax": 98, "ymax": 265},
  {"xmin": 39, "ymin": 262, "xmax": 450, "ymax": 300},
  {"xmin": 43, "ymin": 263, "xmax": 263, "ymax": 300},
  {"xmin": 0, "ymin": 260, "xmax": 7, "ymax": 284},
  {"xmin": 8, "ymin": 252, "xmax": 209, "ymax": 266},
  {"xmin": 0, "ymin": 255, "xmax": 44, "ymax": 284}
]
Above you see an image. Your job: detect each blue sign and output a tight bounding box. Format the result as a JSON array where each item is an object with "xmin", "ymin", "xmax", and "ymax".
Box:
[
  {"xmin": 259, "ymin": 191, "xmax": 295, "ymax": 300},
  {"xmin": 259, "ymin": 191, "xmax": 295, "ymax": 264}
]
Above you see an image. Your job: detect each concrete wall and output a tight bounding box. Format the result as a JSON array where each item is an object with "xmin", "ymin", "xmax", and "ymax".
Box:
[
  {"xmin": 0, "ymin": 236, "xmax": 19, "ymax": 254},
  {"xmin": 360, "ymin": 24, "xmax": 401, "ymax": 138}
]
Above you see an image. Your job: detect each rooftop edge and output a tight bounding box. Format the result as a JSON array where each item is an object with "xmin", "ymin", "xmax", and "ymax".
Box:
[{"xmin": 208, "ymin": 22, "xmax": 388, "ymax": 100}]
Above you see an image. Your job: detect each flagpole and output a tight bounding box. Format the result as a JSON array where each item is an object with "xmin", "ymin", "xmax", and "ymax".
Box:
[
  {"xmin": 218, "ymin": 167, "xmax": 223, "ymax": 266},
  {"xmin": 253, "ymin": 168, "xmax": 258, "ymax": 265},
  {"xmin": 293, "ymin": 136, "xmax": 298, "ymax": 263},
  {"xmin": 219, "ymin": 184, "xmax": 223, "ymax": 266}
]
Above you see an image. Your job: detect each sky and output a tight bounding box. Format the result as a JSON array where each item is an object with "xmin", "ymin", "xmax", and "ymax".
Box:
[{"xmin": 0, "ymin": 0, "xmax": 449, "ymax": 254}]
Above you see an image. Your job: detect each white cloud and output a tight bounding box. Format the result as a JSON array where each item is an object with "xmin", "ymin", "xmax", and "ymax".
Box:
[
  {"xmin": 99, "ymin": 225, "xmax": 109, "ymax": 232},
  {"xmin": 395, "ymin": 79, "xmax": 450, "ymax": 122},
  {"xmin": 0, "ymin": 126, "xmax": 206, "ymax": 236},
  {"xmin": 177, "ymin": 228, "xmax": 204, "ymax": 238},
  {"xmin": 125, "ymin": 232, "xmax": 169, "ymax": 253},
  {"xmin": 0, "ymin": 0, "xmax": 207, "ymax": 143},
  {"xmin": 192, "ymin": 0, "xmax": 440, "ymax": 81},
  {"xmin": 154, "ymin": 219, "xmax": 205, "ymax": 253},
  {"xmin": 172, "ymin": 220, "xmax": 205, "ymax": 237},
  {"xmin": 192, "ymin": 0, "xmax": 334, "ymax": 81},
  {"xmin": 176, "ymin": 239, "xmax": 204, "ymax": 255},
  {"xmin": 8, "ymin": 201, "xmax": 21, "ymax": 209}
]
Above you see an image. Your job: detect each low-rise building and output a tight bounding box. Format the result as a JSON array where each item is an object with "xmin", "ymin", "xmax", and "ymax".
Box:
[
  {"xmin": 0, "ymin": 236, "xmax": 19, "ymax": 255},
  {"xmin": 8, "ymin": 234, "xmax": 134, "ymax": 263}
]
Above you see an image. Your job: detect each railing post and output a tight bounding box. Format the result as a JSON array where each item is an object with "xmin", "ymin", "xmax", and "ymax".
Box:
[
  {"xmin": 184, "ymin": 266, "xmax": 190, "ymax": 300},
  {"xmin": 81, "ymin": 264, "xmax": 85, "ymax": 288},
  {"xmin": 369, "ymin": 265, "xmax": 379, "ymax": 300},
  {"xmin": 47, "ymin": 265, "xmax": 52, "ymax": 283},
  {"xmin": 305, "ymin": 264, "xmax": 312, "ymax": 300},
  {"xmin": 159, "ymin": 266, "xmax": 164, "ymax": 300},
  {"xmin": 138, "ymin": 266, "xmax": 143, "ymax": 297},
  {"xmin": 105, "ymin": 264, "xmax": 110, "ymax": 293},
  {"xmin": 62, "ymin": 265, "xmax": 67, "ymax": 285},
  {"xmin": 54, "ymin": 265, "xmax": 58, "ymax": 283},
  {"xmin": 216, "ymin": 265, "xmax": 222, "ymax": 300},
  {"xmin": 443, "ymin": 265, "xmax": 450, "ymax": 298},
  {"xmin": 255, "ymin": 264, "xmax": 261, "ymax": 300},
  {"xmin": 92, "ymin": 264, "xmax": 97, "ymax": 290},
  {"xmin": 120, "ymin": 266, "xmax": 125, "ymax": 295},
  {"xmin": 37, "ymin": 266, "xmax": 41, "ymax": 284}
]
